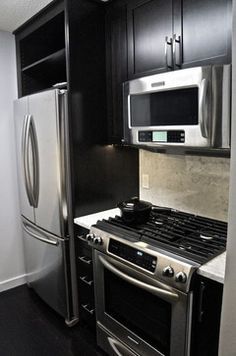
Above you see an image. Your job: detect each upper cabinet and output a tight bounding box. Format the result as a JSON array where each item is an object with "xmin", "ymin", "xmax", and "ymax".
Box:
[
  {"xmin": 180, "ymin": 0, "xmax": 232, "ymax": 68},
  {"xmin": 127, "ymin": 0, "xmax": 232, "ymax": 79},
  {"xmin": 127, "ymin": 0, "xmax": 173, "ymax": 78},
  {"xmin": 105, "ymin": 0, "xmax": 128, "ymax": 143},
  {"xmin": 14, "ymin": 1, "xmax": 66, "ymax": 97}
]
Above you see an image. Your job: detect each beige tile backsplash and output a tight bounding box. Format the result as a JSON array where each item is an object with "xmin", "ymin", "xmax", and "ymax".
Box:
[{"xmin": 140, "ymin": 150, "xmax": 230, "ymax": 221}]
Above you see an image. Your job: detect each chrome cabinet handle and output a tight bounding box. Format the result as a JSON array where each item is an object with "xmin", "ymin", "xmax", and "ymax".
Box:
[
  {"xmin": 23, "ymin": 222, "xmax": 58, "ymax": 246},
  {"xmin": 99, "ymin": 255, "xmax": 179, "ymax": 303},
  {"xmin": 78, "ymin": 256, "xmax": 92, "ymax": 265},
  {"xmin": 79, "ymin": 276, "xmax": 93, "ymax": 286},
  {"xmin": 173, "ymin": 34, "xmax": 182, "ymax": 68},
  {"xmin": 108, "ymin": 337, "xmax": 136, "ymax": 356},
  {"xmin": 165, "ymin": 36, "xmax": 173, "ymax": 70},
  {"xmin": 199, "ymin": 79, "xmax": 209, "ymax": 138},
  {"xmin": 81, "ymin": 304, "xmax": 95, "ymax": 315}
]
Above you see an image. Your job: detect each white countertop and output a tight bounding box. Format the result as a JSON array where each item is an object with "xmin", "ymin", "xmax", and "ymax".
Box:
[
  {"xmin": 74, "ymin": 209, "xmax": 226, "ymax": 284},
  {"xmin": 74, "ymin": 208, "xmax": 120, "ymax": 230},
  {"xmin": 197, "ymin": 252, "xmax": 226, "ymax": 284}
]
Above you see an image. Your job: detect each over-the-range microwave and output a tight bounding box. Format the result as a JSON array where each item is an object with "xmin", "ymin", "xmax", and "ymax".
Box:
[{"xmin": 123, "ymin": 65, "xmax": 231, "ymax": 149}]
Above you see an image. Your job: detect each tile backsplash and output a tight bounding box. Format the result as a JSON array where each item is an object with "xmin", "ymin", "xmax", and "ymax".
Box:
[{"xmin": 140, "ymin": 150, "xmax": 230, "ymax": 221}]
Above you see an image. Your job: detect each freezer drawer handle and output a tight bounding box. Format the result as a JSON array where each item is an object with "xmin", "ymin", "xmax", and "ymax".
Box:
[{"xmin": 23, "ymin": 223, "xmax": 58, "ymax": 246}]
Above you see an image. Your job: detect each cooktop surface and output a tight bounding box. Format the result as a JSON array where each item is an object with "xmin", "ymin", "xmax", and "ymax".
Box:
[{"xmin": 95, "ymin": 207, "xmax": 227, "ymax": 264}]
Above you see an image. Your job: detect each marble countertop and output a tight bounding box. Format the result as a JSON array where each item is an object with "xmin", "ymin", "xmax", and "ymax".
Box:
[{"xmin": 74, "ymin": 209, "xmax": 226, "ymax": 284}]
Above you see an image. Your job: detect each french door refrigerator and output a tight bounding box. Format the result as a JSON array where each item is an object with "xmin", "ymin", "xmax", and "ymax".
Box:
[{"xmin": 14, "ymin": 89, "xmax": 77, "ymax": 326}]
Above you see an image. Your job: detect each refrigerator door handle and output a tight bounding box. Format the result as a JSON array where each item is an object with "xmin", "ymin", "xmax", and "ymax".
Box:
[
  {"xmin": 29, "ymin": 115, "xmax": 40, "ymax": 208},
  {"xmin": 22, "ymin": 115, "xmax": 34, "ymax": 207},
  {"xmin": 23, "ymin": 221, "xmax": 58, "ymax": 246}
]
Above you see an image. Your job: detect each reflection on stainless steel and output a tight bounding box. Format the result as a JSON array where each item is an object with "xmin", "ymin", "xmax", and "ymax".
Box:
[{"xmin": 14, "ymin": 89, "xmax": 78, "ymax": 326}]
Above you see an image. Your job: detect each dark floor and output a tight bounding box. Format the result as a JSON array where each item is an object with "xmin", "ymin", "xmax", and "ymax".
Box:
[{"xmin": 0, "ymin": 285, "xmax": 103, "ymax": 356}]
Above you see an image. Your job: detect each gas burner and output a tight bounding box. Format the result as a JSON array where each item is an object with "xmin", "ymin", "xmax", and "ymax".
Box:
[
  {"xmin": 199, "ymin": 229, "xmax": 219, "ymax": 241},
  {"xmin": 94, "ymin": 207, "xmax": 227, "ymax": 264}
]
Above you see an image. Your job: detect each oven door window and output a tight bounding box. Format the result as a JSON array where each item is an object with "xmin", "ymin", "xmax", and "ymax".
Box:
[
  {"xmin": 104, "ymin": 269, "xmax": 171, "ymax": 356},
  {"xmin": 130, "ymin": 87, "xmax": 198, "ymax": 127}
]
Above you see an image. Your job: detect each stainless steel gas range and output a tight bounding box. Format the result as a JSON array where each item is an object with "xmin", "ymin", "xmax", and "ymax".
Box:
[{"xmin": 87, "ymin": 208, "xmax": 227, "ymax": 356}]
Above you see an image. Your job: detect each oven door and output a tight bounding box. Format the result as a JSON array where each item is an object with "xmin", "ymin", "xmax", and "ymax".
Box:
[{"xmin": 94, "ymin": 250, "xmax": 192, "ymax": 356}]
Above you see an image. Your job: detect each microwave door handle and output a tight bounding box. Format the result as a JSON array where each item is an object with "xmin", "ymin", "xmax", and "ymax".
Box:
[
  {"xmin": 199, "ymin": 78, "xmax": 209, "ymax": 138},
  {"xmin": 99, "ymin": 255, "xmax": 179, "ymax": 303}
]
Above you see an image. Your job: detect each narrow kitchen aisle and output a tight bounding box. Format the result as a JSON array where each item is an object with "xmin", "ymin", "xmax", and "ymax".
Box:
[{"xmin": 0, "ymin": 285, "xmax": 103, "ymax": 356}]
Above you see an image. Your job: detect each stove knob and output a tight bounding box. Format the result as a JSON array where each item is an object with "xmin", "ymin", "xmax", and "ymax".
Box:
[
  {"xmin": 86, "ymin": 233, "xmax": 95, "ymax": 242},
  {"xmin": 175, "ymin": 272, "xmax": 187, "ymax": 283},
  {"xmin": 93, "ymin": 236, "xmax": 103, "ymax": 245},
  {"xmin": 162, "ymin": 266, "xmax": 174, "ymax": 277}
]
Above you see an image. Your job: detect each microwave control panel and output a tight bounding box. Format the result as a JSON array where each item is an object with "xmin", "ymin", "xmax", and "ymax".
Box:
[
  {"xmin": 108, "ymin": 239, "xmax": 157, "ymax": 272},
  {"xmin": 138, "ymin": 130, "xmax": 185, "ymax": 143}
]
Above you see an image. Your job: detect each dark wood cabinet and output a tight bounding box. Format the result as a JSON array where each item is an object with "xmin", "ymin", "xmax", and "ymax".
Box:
[
  {"xmin": 127, "ymin": 0, "xmax": 232, "ymax": 79},
  {"xmin": 127, "ymin": 0, "xmax": 173, "ymax": 78},
  {"xmin": 14, "ymin": 0, "xmax": 139, "ymax": 218},
  {"xmin": 180, "ymin": 0, "xmax": 232, "ymax": 68},
  {"xmin": 14, "ymin": 1, "xmax": 66, "ymax": 97},
  {"xmin": 191, "ymin": 276, "xmax": 223, "ymax": 356},
  {"xmin": 106, "ymin": 0, "xmax": 128, "ymax": 143}
]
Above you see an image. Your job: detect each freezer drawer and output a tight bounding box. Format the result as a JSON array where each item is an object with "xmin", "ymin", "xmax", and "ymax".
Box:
[{"xmin": 22, "ymin": 219, "xmax": 67, "ymax": 318}]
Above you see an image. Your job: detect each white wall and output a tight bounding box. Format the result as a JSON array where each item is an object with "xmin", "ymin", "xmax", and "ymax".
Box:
[{"xmin": 0, "ymin": 31, "xmax": 25, "ymax": 291}]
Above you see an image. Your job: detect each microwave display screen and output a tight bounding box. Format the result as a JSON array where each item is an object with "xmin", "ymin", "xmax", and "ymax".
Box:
[
  {"xmin": 130, "ymin": 87, "xmax": 198, "ymax": 127},
  {"xmin": 153, "ymin": 131, "xmax": 167, "ymax": 142}
]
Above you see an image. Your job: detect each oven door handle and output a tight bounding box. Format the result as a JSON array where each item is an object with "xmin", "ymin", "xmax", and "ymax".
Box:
[
  {"xmin": 99, "ymin": 255, "xmax": 179, "ymax": 303},
  {"xmin": 108, "ymin": 337, "xmax": 136, "ymax": 356}
]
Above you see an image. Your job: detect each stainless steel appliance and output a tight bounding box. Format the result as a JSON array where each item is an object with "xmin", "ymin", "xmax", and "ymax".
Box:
[
  {"xmin": 14, "ymin": 89, "xmax": 77, "ymax": 326},
  {"xmin": 123, "ymin": 65, "xmax": 231, "ymax": 149},
  {"xmin": 88, "ymin": 209, "xmax": 227, "ymax": 356}
]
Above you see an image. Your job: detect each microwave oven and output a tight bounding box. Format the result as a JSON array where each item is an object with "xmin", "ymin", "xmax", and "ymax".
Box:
[{"xmin": 123, "ymin": 65, "xmax": 231, "ymax": 149}]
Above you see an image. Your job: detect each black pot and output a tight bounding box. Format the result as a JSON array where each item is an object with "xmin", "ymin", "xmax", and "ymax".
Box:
[{"xmin": 117, "ymin": 197, "xmax": 152, "ymax": 225}]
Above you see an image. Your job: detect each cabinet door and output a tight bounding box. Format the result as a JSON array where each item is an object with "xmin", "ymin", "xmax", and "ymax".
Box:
[
  {"xmin": 179, "ymin": 0, "xmax": 231, "ymax": 68},
  {"xmin": 127, "ymin": 0, "xmax": 173, "ymax": 78},
  {"xmin": 106, "ymin": 1, "xmax": 128, "ymax": 143}
]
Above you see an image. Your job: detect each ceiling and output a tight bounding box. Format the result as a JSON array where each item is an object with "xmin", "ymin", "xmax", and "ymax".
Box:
[{"xmin": 0, "ymin": 0, "xmax": 54, "ymax": 32}]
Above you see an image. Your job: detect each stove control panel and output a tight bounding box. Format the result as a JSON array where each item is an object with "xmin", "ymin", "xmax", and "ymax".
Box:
[{"xmin": 108, "ymin": 239, "xmax": 157, "ymax": 273}]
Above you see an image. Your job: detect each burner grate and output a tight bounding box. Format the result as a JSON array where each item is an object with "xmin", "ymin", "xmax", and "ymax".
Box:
[{"xmin": 95, "ymin": 209, "xmax": 227, "ymax": 264}]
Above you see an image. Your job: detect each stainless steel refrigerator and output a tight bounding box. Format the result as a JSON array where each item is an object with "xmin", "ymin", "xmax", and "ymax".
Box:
[{"xmin": 14, "ymin": 89, "xmax": 78, "ymax": 326}]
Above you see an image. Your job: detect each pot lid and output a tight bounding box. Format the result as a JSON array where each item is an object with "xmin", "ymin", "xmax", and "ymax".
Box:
[{"xmin": 117, "ymin": 198, "xmax": 152, "ymax": 212}]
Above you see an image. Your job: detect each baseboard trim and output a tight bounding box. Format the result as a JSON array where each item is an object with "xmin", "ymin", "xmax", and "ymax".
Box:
[{"xmin": 0, "ymin": 274, "xmax": 26, "ymax": 293}]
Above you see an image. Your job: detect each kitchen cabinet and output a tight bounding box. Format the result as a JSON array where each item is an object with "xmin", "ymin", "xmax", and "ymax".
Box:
[
  {"xmin": 14, "ymin": 1, "xmax": 65, "ymax": 97},
  {"xmin": 191, "ymin": 276, "xmax": 223, "ymax": 356},
  {"xmin": 105, "ymin": 0, "xmax": 128, "ymax": 143},
  {"xmin": 74, "ymin": 225, "xmax": 96, "ymax": 331},
  {"xmin": 127, "ymin": 0, "xmax": 232, "ymax": 79},
  {"xmin": 14, "ymin": 0, "xmax": 139, "ymax": 219},
  {"xmin": 180, "ymin": 0, "xmax": 232, "ymax": 68},
  {"xmin": 127, "ymin": 0, "xmax": 173, "ymax": 78}
]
